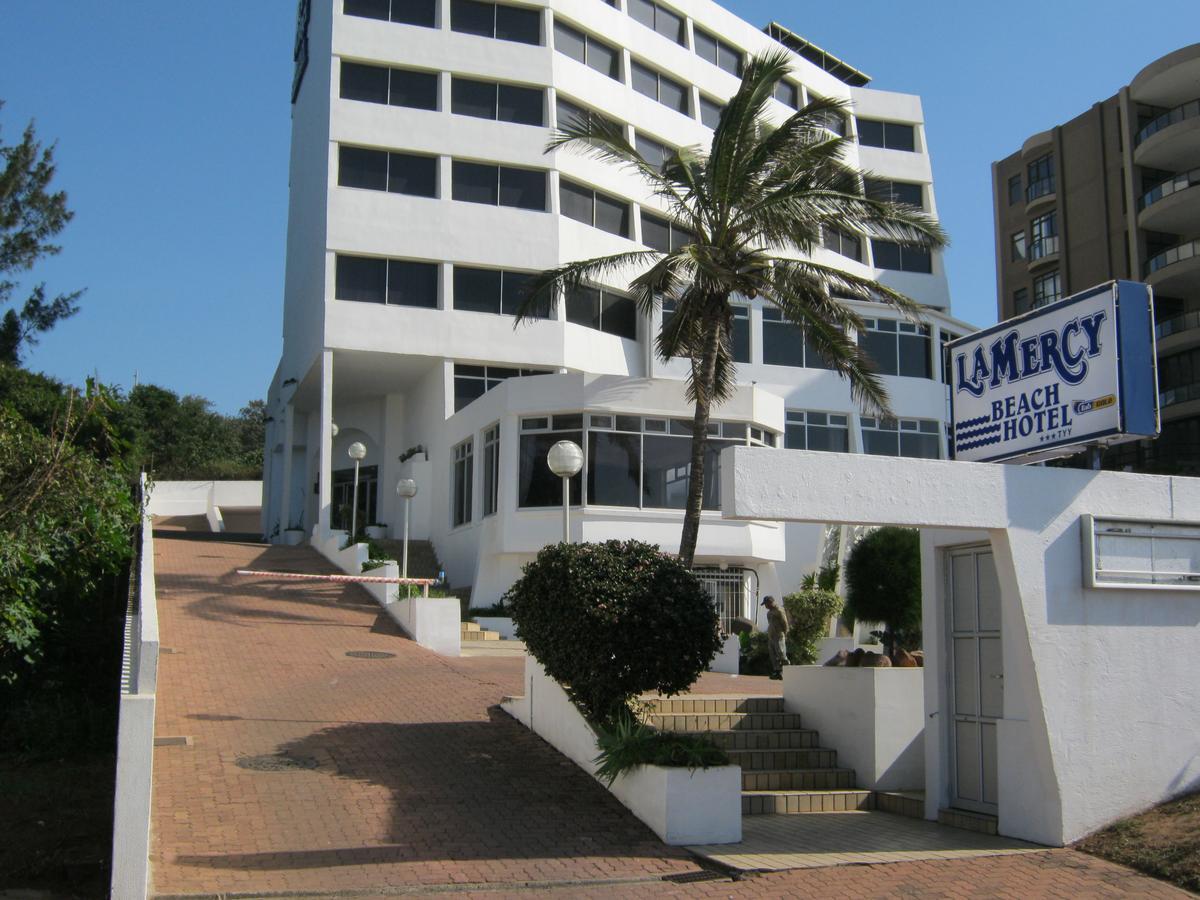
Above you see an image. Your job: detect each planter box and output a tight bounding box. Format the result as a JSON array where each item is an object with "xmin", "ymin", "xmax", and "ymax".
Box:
[
  {"xmin": 503, "ymin": 657, "xmax": 741, "ymax": 845},
  {"xmin": 364, "ymin": 525, "xmax": 388, "ymax": 540},
  {"xmin": 474, "ymin": 616, "xmax": 517, "ymax": 640},
  {"xmin": 783, "ymin": 665, "xmax": 925, "ymax": 792}
]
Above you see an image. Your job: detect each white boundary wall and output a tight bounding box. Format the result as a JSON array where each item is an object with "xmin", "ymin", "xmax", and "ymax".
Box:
[
  {"xmin": 145, "ymin": 480, "xmax": 262, "ymax": 533},
  {"xmin": 503, "ymin": 657, "xmax": 741, "ymax": 844},
  {"xmin": 723, "ymin": 446, "xmax": 1200, "ymax": 845},
  {"xmin": 111, "ymin": 487, "xmax": 159, "ymax": 899}
]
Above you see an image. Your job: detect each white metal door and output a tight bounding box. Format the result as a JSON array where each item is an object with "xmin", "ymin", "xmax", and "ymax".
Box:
[{"xmin": 948, "ymin": 547, "xmax": 1002, "ymax": 814}]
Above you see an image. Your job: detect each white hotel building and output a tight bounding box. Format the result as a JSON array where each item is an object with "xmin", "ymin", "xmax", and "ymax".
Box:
[{"xmin": 263, "ymin": 0, "xmax": 974, "ymax": 612}]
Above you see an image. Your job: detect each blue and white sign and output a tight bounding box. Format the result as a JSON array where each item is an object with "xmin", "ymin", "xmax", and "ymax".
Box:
[{"xmin": 949, "ymin": 281, "xmax": 1159, "ymax": 464}]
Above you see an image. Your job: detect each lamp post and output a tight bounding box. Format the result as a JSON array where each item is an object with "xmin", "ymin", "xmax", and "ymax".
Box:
[
  {"xmin": 348, "ymin": 441, "xmax": 366, "ymax": 539},
  {"xmin": 547, "ymin": 440, "xmax": 583, "ymax": 544},
  {"xmin": 395, "ymin": 477, "xmax": 418, "ymax": 596}
]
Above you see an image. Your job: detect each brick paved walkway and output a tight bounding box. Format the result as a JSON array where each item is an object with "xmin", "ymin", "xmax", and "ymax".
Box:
[{"xmin": 149, "ymin": 533, "xmax": 1187, "ymax": 898}]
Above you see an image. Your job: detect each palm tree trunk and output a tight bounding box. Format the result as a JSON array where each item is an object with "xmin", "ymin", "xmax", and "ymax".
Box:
[{"xmin": 678, "ymin": 319, "xmax": 722, "ymax": 568}]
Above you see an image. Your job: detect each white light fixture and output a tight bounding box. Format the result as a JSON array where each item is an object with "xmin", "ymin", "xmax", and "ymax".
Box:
[
  {"xmin": 331, "ymin": 422, "xmax": 339, "ymax": 438},
  {"xmin": 396, "ymin": 478, "xmax": 418, "ymax": 594},
  {"xmin": 348, "ymin": 442, "xmax": 367, "ymax": 539},
  {"xmin": 547, "ymin": 440, "xmax": 583, "ymax": 544}
]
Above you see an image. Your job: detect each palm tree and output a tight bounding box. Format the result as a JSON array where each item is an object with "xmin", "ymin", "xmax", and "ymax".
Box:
[{"xmin": 516, "ymin": 50, "xmax": 948, "ymax": 567}]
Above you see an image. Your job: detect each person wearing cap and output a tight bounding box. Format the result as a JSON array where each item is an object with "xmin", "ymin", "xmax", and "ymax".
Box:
[{"xmin": 762, "ymin": 595, "xmax": 789, "ymax": 680}]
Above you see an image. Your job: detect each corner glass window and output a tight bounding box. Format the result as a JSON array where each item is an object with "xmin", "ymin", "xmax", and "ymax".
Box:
[
  {"xmin": 857, "ymin": 119, "xmax": 916, "ymax": 151},
  {"xmin": 785, "ymin": 410, "xmax": 849, "ymax": 452}
]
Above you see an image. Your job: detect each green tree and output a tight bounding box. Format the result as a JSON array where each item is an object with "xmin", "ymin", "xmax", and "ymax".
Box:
[
  {"xmin": 517, "ymin": 52, "xmax": 946, "ymax": 566},
  {"xmin": 843, "ymin": 526, "xmax": 922, "ymax": 658},
  {"xmin": 0, "ymin": 102, "xmax": 83, "ymax": 365}
]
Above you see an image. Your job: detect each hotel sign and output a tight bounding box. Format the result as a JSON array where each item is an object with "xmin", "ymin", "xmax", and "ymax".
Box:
[{"xmin": 948, "ymin": 281, "xmax": 1159, "ymax": 464}]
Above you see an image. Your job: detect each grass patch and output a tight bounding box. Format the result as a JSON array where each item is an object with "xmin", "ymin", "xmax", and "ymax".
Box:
[{"xmin": 1075, "ymin": 791, "xmax": 1200, "ymax": 892}]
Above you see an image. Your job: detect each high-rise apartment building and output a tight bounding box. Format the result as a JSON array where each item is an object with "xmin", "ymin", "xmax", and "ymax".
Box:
[
  {"xmin": 263, "ymin": 0, "xmax": 970, "ymax": 612},
  {"xmin": 992, "ymin": 44, "xmax": 1200, "ymax": 474}
]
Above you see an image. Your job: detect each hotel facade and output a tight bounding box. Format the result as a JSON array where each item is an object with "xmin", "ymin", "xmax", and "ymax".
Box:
[{"xmin": 262, "ymin": 0, "xmax": 972, "ymax": 615}]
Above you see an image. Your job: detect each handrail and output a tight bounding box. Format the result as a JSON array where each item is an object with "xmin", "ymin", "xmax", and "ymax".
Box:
[
  {"xmin": 1028, "ymin": 235, "xmax": 1060, "ymax": 261},
  {"xmin": 1146, "ymin": 238, "xmax": 1200, "ymax": 277},
  {"xmin": 1139, "ymin": 167, "xmax": 1200, "ymax": 211},
  {"xmin": 1155, "ymin": 310, "xmax": 1200, "ymax": 340},
  {"xmin": 1026, "ymin": 176, "xmax": 1055, "ymax": 203},
  {"xmin": 1136, "ymin": 98, "xmax": 1200, "ymax": 146}
]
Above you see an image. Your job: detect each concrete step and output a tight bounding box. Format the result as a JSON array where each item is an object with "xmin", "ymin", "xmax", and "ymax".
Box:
[
  {"xmin": 708, "ymin": 729, "xmax": 820, "ymax": 750},
  {"xmin": 939, "ymin": 807, "xmax": 998, "ymax": 835},
  {"xmin": 742, "ymin": 789, "xmax": 876, "ymax": 815},
  {"xmin": 461, "ymin": 629, "xmax": 500, "ymax": 642},
  {"xmin": 741, "ymin": 768, "xmax": 857, "ymax": 791},
  {"xmin": 725, "ymin": 748, "xmax": 838, "ymax": 770},
  {"xmin": 877, "ymin": 791, "xmax": 925, "ymax": 820},
  {"xmin": 372, "ymin": 539, "xmax": 442, "ymax": 579},
  {"xmin": 461, "ymin": 621, "xmax": 481, "ymax": 632},
  {"xmin": 645, "ymin": 696, "xmax": 783, "ymax": 715},
  {"xmin": 648, "ymin": 712, "xmax": 803, "ymax": 733}
]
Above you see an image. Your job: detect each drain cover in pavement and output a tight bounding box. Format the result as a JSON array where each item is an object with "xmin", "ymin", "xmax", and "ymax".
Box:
[
  {"xmin": 345, "ymin": 650, "xmax": 396, "ymax": 659},
  {"xmin": 235, "ymin": 754, "xmax": 319, "ymax": 772}
]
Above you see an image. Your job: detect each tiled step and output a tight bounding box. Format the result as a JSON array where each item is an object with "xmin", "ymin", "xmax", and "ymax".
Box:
[
  {"xmin": 708, "ymin": 729, "xmax": 820, "ymax": 750},
  {"xmin": 742, "ymin": 768, "xmax": 857, "ymax": 791},
  {"xmin": 648, "ymin": 712, "xmax": 803, "ymax": 733},
  {"xmin": 725, "ymin": 748, "xmax": 838, "ymax": 770},
  {"xmin": 462, "ymin": 621, "xmax": 481, "ymax": 632},
  {"xmin": 939, "ymin": 807, "xmax": 998, "ymax": 835},
  {"xmin": 460, "ymin": 622, "xmax": 500, "ymax": 641},
  {"xmin": 646, "ymin": 696, "xmax": 783, "ymax": 715},
  {"xmin": 877, "ymin": 790, "xmax": 925, "ymax": 820},
  {"xmin": 742, "ymin": 789, "xmax": 875, "ymax": 815}
]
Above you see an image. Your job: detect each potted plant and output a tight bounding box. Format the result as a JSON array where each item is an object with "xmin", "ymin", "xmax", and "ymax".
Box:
[
  {"xmin": 364, "ymin": 522, "xmax": 388, "ymax": 540},
  {"xmin": 283, "ymin": 522, "xmax": 305, "ymax": 545}
]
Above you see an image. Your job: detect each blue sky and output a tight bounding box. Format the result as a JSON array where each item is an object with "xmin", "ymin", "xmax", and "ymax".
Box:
[{"xmin": 0, "ymin": 1, "xmax": 1192, "ymax": 413}]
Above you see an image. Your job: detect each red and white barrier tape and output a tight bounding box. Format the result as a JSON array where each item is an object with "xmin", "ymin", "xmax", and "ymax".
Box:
[{"xmin": 235, "ymin": 569, "xmax": 436, "ymax": 585}]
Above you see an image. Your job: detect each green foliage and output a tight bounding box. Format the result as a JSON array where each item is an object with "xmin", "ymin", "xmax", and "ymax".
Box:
[
  {"xmin": 467, "ymin": 603, "xmax": 510, "ymax": 617},
  {"xmin": 844, "ymin": 526, "xmax": 922, "ymax": 657},
  {"xmin": 800, "ymin": 563, "xmax": 840, "ymax": 592},
  {"xmin": 506, "ymin": 540, "xmax": 722, "ymax": 726},
  {"xmin": 593, "ymin": 709, "xmax": 728, "ymax": 786},
  {"xmin": 782, "ymin": 587, "xmax": 844, "ymax": 665},
  {"xmin": 0, "ymin": 102, "xmax": 84, "ymax": 364}
]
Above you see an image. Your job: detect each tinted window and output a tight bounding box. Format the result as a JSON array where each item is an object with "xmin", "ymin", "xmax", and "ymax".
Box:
[
  {"xmin": 858, "ymin": 119, "xmax": 916, "ymax": 151},
  {"xmin": 641, "ymin": 213, "xmax": 671, "ymax": 252},
  {"xmin": 635, "ymin": 134, "xmax": 669, "ymax": 170},
  {"xmin": 345, "ymin": 0, "xmax": 390, "ymax": 20},
  {"xmin": 390, "ymin": 69, "xmax": 438, "ymax": 109},
  {"xmin": 860, "ymin": 329, "xmax": 897, "ymax": 374},
  {"xmin": 553, "ymin": 21, "xmax": 586, "ymax": 63},
  {"xmin": 659, "ymin": 74, "xmax": 688, "ymax": 114},
  {"xmin": 588, "ymin": 432, "xmax": 641, "ymax": 506},
  {"xmin": 452, "ymin": 161, "xmax": 498, "ymax": 204},
  {"xmin": 495, "ymin": 3, "xmax": 540, "ymax": 44},
  {"xmin": 655, "ymin": 6, "xmax": 684, "ymax": 43},
  {"xmin": 632, "ymin": 62, "xmax": 658, "ymax": 99},
  {"xmin": 694, "ymin": 29, "xmax": 717, "ymax": 63},
  {"xmin": 498, "ymin": 84, "xmax": 543, "ymax": 125},
  {"xmin": 762, "ymin": 309, "xmax": 804, "ymax": 367},
  {"xmin": 338, "ymin": 146, "xmax": 388, "ymax": 191},
  {"xmin": 451, "ymin": 0, "xmax": 494, "ymax": 36},
  {"xmin": 559, "ymin": 180, "xmax": 594, "ymax": 225},
  {"xmin": 732, "ymin": 307, "xmax": 750, "ymax": 363},
  {"xmin": 454, "ymin": 266, "xmax": 502, "ymax": 312},
  {"xmin": 593, "ymin": 192, "xmax": 628, "ymax": 236},
  {"xmin": 388, "ymin": 260, "xmax": 438, "ymax": 307},
  {"xmin": 501, "ymin": 271, "xmax": 535, "ymax": 315},
  {"xmin": 336, "ymin": 255, "xmax": 387, "ymax": 303},
  {"xmin": 388, "ymin": 152, "xmax": 437, "ymax": 197},
  {"xmin": 340, "ymin": 62, "xmax": 388, "ymax": 104},
  {"xmin": 499, "ymin": 167, "xmax": 545, "ymax": 210},
  {"xmin": 699, "ymin": 96, "xmax": 722, "ymax": 129},
  {"xmin": 519, "ymin": 431, "xmax": 583, "ymax": 507},
  {"xmin": 391, "ymin": 0, "xmax": 437, "ymax": 26},
  {"xmin": 773, "ymin": 81, "xmax": 798, "ymax": 108},
  {"xmin": 587, "ymin": 37, "xmax": 619, "ymax": 79},
  {"xmin": 451, "ymin": 77, "xmax": 497, "ymax": 118},
  {"xmin": 871, "ymin": 240, "xmax": 902, "ymax": 270},
  {"xmin": 567, "ymin": 285, "xmax": 601, "ymax": 329},
  {"xmin": 602, "ymin": 292, "xmax": 637, "ymax": 339},
  {"xmin": 888, "ymin": 123, "xmax": 916, "ymax": 152}
]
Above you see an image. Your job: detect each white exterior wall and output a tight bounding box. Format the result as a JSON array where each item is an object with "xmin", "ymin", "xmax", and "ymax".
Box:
[
  {"xmin": 724, "ymin": 447, "xmax": 1200, "ymax": 845},
  {"xmin": 266, "ymin": 0, "xmax": 973, "ymax": 603}
]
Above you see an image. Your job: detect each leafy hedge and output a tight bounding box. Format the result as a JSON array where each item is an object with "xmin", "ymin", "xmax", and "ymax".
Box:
[
  {"xmin": 844, "ymin": 526, "xmax": 922, "ymax": 657},
  {"xmin": 505, "ymin": 540, "xmax": 722, "ymax": 726}
]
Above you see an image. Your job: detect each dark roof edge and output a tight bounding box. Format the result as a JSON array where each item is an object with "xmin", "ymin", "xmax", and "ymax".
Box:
[{"xmin": 763, "ymin": 22, "xmax": 871, "ymax": 87}]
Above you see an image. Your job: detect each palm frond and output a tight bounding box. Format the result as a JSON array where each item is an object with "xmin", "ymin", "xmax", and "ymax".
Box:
[{"xmin": 512, "ymin": 250, "xmax": 664, "ymax": 325}]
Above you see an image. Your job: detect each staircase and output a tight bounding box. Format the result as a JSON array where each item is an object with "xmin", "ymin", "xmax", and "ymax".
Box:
[
  {"xmin": 461, "ymin": 621, "xmax": 501, "ymax": 642},
  {"xmin": 644, "ymin": 696, "xmax": 875, "ymax": 815},
  {"xmin": 372, "ymin": 539, "xmax": 442, "ymax": 579}
]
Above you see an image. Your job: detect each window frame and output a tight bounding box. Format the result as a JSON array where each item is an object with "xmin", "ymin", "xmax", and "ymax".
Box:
[
  {"xmin": 451, "ymin": 437, "xmax": 474, "ymax": 527},
  {"xmin": 857, "ymin": 118, "xmax": 917, "ymax": 152}
]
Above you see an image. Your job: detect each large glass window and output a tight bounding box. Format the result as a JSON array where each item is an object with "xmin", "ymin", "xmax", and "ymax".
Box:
[
  {"xmin": 762, "ymin": 308, "xmax": 833, "ymax": 369},
  {"xmin": 335, "ymin": 254, "xmax": 438, "ymax": 307},
  {"xmin": 482, "ymin": 424, "xmax": 500, "ymax": 515},
  {"xmin": 823, "ymin": 226, "xmax": 862, "ymax": 261},
  {"xmin": 518, "ymin": 416, "xmax": 583, "ymax": 507},
  {"xmin": 337, "ymin": 145, "xmax": 437, "ymax": 197},
  {"xmin": 566, "ymin": 284, "xmax": 638, "ymax": 339},
  {"xmin": 340, "ymin": 61, "xmax": 438, "ymax": 110},
  {"xmin": 452, "ymin": 161, "xmax": 546, "ymax": 210},
  {"xmin": 628, "ymin": 0, "xmax": 685, "ymax": 44},
  {"xmin": 1013, "ymin": 287, "xmax": 1029, "ymax": 314},
  {"xmin": 785, "ymin": 410, "xmax": 849, "ymax": 452},
  {"xmin": 660, "ymin": 300, "xmax": 748, "ymax": 363},
  {"xmin": 553, "ymin": 20, "xmax": 620, "ymax": 80},
  {"xmin": 454, "ymin": 364, "xmax": 551, "ymax": 411},
  {"xmin": 694, "ymin": 27, "xmax": 742, "ymax": 76},
  {"xmin": 773, "ymin": 80, "xmax": 799, "ymax": 108},
  {"xmin": 871, "ymin": 239, "xmax": 932, "ymax": 274},
  {"xmin": 863, "ymin": 178, "xmax": 924, "ymax": 209},
  {"xmin": 559, "ymin": 178, "xmax": 630, "ymax": 237},
  {"xmin": 856, "ymin": 119, "xmax": 916, "ymax": 151},
  {"xmin": 1007, "ymin": 173, "xmax": 1022, "ymax": 205},
  {"xmin": 555, "ymin": 95, "xmax": 619, "ymax": 132},
  {"xmin": 631, "ymin": 61, "xmax": 690, "ymax": 115},
  {"xmin": 452, "ymin": 438, "xmax": 474, "ymax": 527},
  {"xmin": 451, "ymin": 77, "xmax": 544, "ymax": 126},
  {"xmin": 635, "ymin": 133, "xmax": 671, "ymax": 171},
  {"xmin": 451, "ymin": 0, "xmax": 541, "ymax": 44},
  {"xmin": 699, "ymin": 95, "xmax": 723, "ymax": 129},
  {"xmin": 1033, "ymin": 270, "xmax": 1061, "ymax": 308},
  {"xmin": 862, "ymin": 417, "xmax": 941, "ymax": 459},
  {"xmin": 1029, "ymin": 211, "xmax": 1058, "ymax": 260},
  {"xmin": 1026, "ymin": 154, "xmax": 1055, "ymax": 201},
  {"xmin": 453, "ymin": 266, "xmax": 548, "ymax": 317},
  {"xmin": 640, "ymin": 211, "xmax": 692, "ymax": 253},
  {"xmin": 859, "ymin": 319, "xmax": 931, "ymax": 378},
  {"xmin": 1011, "ymin": 230, "xmax": 1027, "ymax": 261},
  {"xmin": 344, "ymin": 0, "xmax": 436, "ymax": 28}
]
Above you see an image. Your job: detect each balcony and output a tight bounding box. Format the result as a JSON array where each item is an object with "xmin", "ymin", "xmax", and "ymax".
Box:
[
  {"xmin": 1155, "ymin": 310, "xmax": 1200, "ymax": 355},
  {"xmin": 1134, "ymin": 98, "xmax": 1200, "ymax": 170},
  {"xmin": 1160, "ymin": 380, "xmax": 1200, "ymax": 410},
  {"xmin": 1131, "ymin": 44, "xmax": 1200, "ymax": 109},
  {"xmin": 1146, "ymin": 238, "xmax": 1200, "ymax": 297},
  {"xmin": 1138, "ymin": 167, "xmax": 1200, "ymax": 234},
  {"xmin": 1027, "ymin": 235, "xmax": 1060, "ymax": 270},
  {"xmin": 1024, "ymin": 176, "xmax": 1056, "ymax": 212}
]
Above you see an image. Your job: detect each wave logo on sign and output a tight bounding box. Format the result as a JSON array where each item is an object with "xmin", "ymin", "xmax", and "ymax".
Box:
[{"xmin": 954, "ymin": 311, "xmax": 1107, "ymax": 399}]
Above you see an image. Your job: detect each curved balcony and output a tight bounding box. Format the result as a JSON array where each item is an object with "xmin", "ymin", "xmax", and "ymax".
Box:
[
  {"xmin": 1138, "ymin": 167, "xmax": 1200, "ymax": 234},
  {"xmin": 1160, "ymin": 380, "xmax": 1200, "ymax": 410},
  {"xmin": 1131, "ymin": 44, "xmax": 1200, "ymax": 108},
  {"xmin": 1155, "ymin": 310, "xmax": 1200, "ymax": 355},
  {"xmin": 1134, "ymin": 98, "xmax": 1200, "ymax": 170},
  {"xmin": 1027, "ymin": 235, "xmax": 1060, "ymax": 270},
  {"xmin": 1024, "ymin": 176, "xmax": 1056, "ymax": 212},
  {"xmin": 1146, "ymin": 238, "xmax": 1200, "ymax": 297}
]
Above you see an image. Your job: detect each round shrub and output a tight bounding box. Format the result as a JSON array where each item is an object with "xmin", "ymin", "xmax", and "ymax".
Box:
[
  {"xmin": 782, "ymin": 588, "xmax": 844, "ymax": 665},
  {"xmin": 844, "ymin": 526, "xmax": 922, "ymax": 658},
  {"xmin": 505, "ymin": 540, "xmax": 722, "ymax": 726}
]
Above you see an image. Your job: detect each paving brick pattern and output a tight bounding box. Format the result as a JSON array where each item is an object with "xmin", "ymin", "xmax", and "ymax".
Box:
[{"xmin": 149, "ymin": 533, "xmax": 1188, "ymax": 898}]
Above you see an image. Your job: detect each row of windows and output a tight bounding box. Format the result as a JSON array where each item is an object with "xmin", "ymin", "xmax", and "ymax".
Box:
[{"xmin": 454, "ymin": 364, "xmax": 552, "ymax": 412}]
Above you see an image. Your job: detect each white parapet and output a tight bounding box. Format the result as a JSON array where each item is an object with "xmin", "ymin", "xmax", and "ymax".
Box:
[{"xmin": 503, "ymin": 656, "xmax": 742, "ymax": 845}]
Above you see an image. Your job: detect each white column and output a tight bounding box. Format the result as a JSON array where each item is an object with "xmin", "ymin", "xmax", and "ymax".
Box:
[
  {"xmin": 279, "ymin": 402, "xmax": 295, "ymax": 540},
  {"xmin": 318, "ymin": 349, "xmax": 334, "ymax": 538}
]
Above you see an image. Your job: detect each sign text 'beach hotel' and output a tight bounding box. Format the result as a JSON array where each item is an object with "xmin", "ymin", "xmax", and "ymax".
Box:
[{"xmin": 949, "ymin": 281, "xmax": 1160, "ymax": 464}]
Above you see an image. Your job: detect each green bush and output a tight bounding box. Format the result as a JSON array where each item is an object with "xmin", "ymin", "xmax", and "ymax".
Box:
[
  {"xmin": 505, "ymin": 540, "xmax": 722, "ymax": 726},
  {"xmin": 782, "ymin": 587, "xmax": 844, "ymax": 664},
  {"xmin": 844, "ymin": 526, "xmax": 922, "ymax": 658},
  {"xmin": 593, "ymin": 710, "xmax": 728, "ymax": 785}
]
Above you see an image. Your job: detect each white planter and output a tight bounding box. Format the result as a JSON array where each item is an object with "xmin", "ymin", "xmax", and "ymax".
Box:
[
  {"xmin": 364, "ymin": 525, "xmax": 388, "ymax": 540},
  {"xmin": 503, "ymin": 657, "xmax": 741, "ymax": 845},
  {"xmin": 282, "ymin": 529, "xmax": 305, "ymax": 546},
  {"xmin": 474, "ymin": 616, "xmax": 517, "ymax": 639},
  {"xmin": 783, "ymin": 665, "xmax": 925, "ymax": 792}
]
